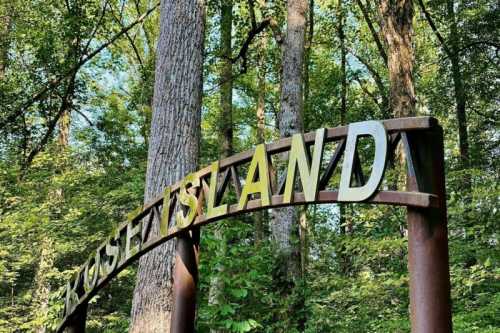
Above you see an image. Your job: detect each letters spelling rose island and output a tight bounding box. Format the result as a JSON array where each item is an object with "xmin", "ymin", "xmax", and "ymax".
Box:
[{"xmin": 61, "ymin": 118, "xmax": 442, "ymax": 324}]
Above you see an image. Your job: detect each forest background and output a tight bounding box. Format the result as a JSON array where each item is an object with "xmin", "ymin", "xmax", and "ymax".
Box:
[{"xmin": 0, "ymin": 0, "xmax": 498, "ymax": 332}]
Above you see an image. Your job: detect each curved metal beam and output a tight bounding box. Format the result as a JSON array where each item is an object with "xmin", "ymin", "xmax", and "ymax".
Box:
[{"xmin": 56, "ymin": 117, "xmax": 442, "ymax": 332}]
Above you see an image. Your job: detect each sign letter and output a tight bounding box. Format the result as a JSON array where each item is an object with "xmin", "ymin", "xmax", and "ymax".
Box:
[
  {"xmin": 102, "ymin": 233, "xmax": 119, "ymax": 276},
  {"xmin": 207, "ymin": 161, "xmax": 228, "ymax": 218},
  {"xmin": 283, "ymin": 128, "xmax": 326, "ymax": 203},
  {"xmin": 238, "ymin": 144, "xmax": 271, "ymax": 209},
  {"xmin": 83, "ymin": 251, "xmax": 100, "ymax": 293},
  {"xmin": 160, "ymin": 186, "xmax": 171, "ymax": 237},
  {"xmin": 338, "ymin": 121, "xmax": 387, "ymax": 202},
  {"xmin": 176, "ymin": 173, "xmax": 201, "ymax": 229}
]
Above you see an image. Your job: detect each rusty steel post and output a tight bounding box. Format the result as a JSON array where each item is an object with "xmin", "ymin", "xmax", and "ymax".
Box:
[
  {"xmin": 405, "ymin": 126, "xmax": 453, "ymax": 333},
  {"xmin": 65, "ymin": 303, "xmax": 87, "ymax": 333},
  {"xmin": 170, "ymin": 227, "xmax": 200, "ymax": 333}
]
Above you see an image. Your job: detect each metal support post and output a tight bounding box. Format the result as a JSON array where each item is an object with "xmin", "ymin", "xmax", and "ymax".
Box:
[
  {"xmin": 65, "ymin": 303, "xmax": 88, "ymax": 333},
  {"xmin": 170, "ymin": 227, "xmax": 200, "ymax": 333},
  {"xmin": 405, "ymin": 126, "xmax": 453, "ymax": 333}
]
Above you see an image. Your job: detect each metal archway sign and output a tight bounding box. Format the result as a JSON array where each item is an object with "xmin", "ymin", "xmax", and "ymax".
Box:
[{"xmin": 56, "ymin": 117, "xmax": 452, "ymax": 333}]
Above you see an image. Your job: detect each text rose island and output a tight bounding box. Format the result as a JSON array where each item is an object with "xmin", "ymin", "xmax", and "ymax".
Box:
[{"xmin": 59, "ymin": 117, "xmax": 452, "ymax": 333}]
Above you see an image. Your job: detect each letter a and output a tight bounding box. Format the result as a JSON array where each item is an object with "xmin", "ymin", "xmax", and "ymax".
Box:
[
  {"xmin": 238, "ymin": 144, "xmax": 271, "ymax": 209},
  {"xmin": 283, "ymin": 128, "xmax": 325, "ymax": 203}
]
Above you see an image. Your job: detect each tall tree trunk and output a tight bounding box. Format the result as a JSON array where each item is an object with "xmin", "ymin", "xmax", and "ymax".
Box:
[
  {"xmin": 378, "ymin": 0, "xmax": 416, "ymax": 118},
  {"xmin": 273, "ymin": 0, "xmax": 306, "ymax": 280},
  {"xmin": 208, "ymin": 2, "xmax": 233, "ymax": 330},
  {"xmin": 58, "ymin": 110, "xmax": 71, "ymax": 147},
  {"xmin": 303, "ymin": 0, "xmax": 314, "ymax": 114},
  {"xmin": 337, "ymin": 0, "xmax": 347, "ymax": 125},
  {"xmin": 32, "ymin": 76, "xmax": 76, "ymax": 332},
  {"xmin": 446, "ymin": 0, "xmax": 469, "ymax": 169},
  {"xmin": 271, "ymin": 0, "xmax": 307, "ymax": 329},
  {"xmin": 336, "ymin": 0, "xmax": 352, "ymax": 240},
  {"xmin": 32, "ymin": 238, "xmax": 55, "ymax": 333},
  {"xmin": 219, "ymin": 0, "xmax": 233, "ymax": 158},
  {"xmin": 255, "ymin": 26, "xmax": 267, "ymax": 246},
  {"xmin": 416, "ymin": 0, "xmax": 469, "ymax": 170},
  {"xmin": 299, "ymin": 0, "xmax": 315, "ymax": 279},
  {"xmin": 129, "ymin": 1, "xmax": 205, "ymax": 332},
  {"xmin": 378, "ymin": 0, "xmax": 415, "ymax": 239}
]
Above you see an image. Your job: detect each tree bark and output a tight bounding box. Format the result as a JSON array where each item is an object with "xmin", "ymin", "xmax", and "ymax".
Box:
[
  {"xmin": 337, "ymin": 0, "xmax": 347, "ymax": 125},
  {"xmin": 219, "ymin": 0, "xmax": 233, "ymax": 158},
  {"xmin": 272, "ymin": 0, "xmax": 306, "ymax": 279},
  {"xmin": 255, "ymin": 20, "xmax": 267, "ymax": 246},
  {"xmin": 446, "ymin": 0, "xmax": 469, "ymax": 169},
  {"xmin": 378, "ymin": 0, "xmax": 415, "ymax": 240},
  {"xmin": 58, "ymin": 110, "xmax": 71, "ymax": 147},
  {"xmin": 129, "ymin": 1, "xmax": 205, "ymax": 332},
  {"xmin": 271, "ymin": 0, "xmax": 307, "ymax": 328},
  {"xmin": 208, "ymin": 2, "xmax": 233, "ymax": 331},
  {"xmin": 378, "ymin": 0, "xmax": 416, "ymax": 117},
  {"xmin": 299, "ymin": 0, "xmax": 315, "ymax": 279},
  {"xmin": 303, "ymin": 0, "xmax": 314, "ymax": 115},
  {"xmin": 32, "ymin": 237, "xmax": 55, "ymax": 333},
  {"xmin": 336, "ymin": 0, "xmax": 352, "ymax": 240}
]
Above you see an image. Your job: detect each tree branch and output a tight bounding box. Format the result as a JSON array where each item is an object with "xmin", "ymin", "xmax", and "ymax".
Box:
[
  {"xmin": 22, "ymin": 73, "xmax": 77, "ymax": 169},
  {"xmin": 75, "ymin": 109, "xmax": 94, "ymax": 127},
  {"xmin": 0, "ymin": 2, "xmax": 159, "ymax": 130},
  {"xmin": 248, "ymin": 0, "xmax": 257, "ymax": 30},
  {"xmin": 416, "ymin": 0, "xmax": 452, "ymax": 56},
  {"xmin": 109, "ymin": 4, "xmax": 144, "ymax": 69},
  {"xmin": 356, "ymin": 0, "xmax": 387, "ymax": 66},
  {"xmin": 354, "ymin": 74, "xmax": 379, "ymax": 107},
  {"xmin": 231, "ymin": 18, "xmax": 272, "ymax": 73},
  {"xmin": 457, "ymin": 40, "xmax": 500, "ymax": 54},
  {"xmin": 349, "ymin": 49, "xmax": 390, "ymax": 117},
  {"xmin": 81, "ymin": 0, "xmax": 110, "ymax": 57}
]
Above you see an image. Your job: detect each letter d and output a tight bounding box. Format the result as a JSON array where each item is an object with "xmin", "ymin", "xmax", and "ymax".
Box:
[{"xmin": 338, "ymin": 120, "xmax": 387, "ymax": 202}]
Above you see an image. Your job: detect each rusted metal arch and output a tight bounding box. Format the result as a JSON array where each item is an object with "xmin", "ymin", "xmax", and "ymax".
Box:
[{"xmin": 57, "ymin": 116, "xmax": 452, "ymax": 333}]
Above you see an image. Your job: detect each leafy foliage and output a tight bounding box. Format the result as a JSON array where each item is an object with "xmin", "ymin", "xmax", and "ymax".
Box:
[{"xmin": 0, "ymin": 0, "xmax": 498, "ymax": 332}]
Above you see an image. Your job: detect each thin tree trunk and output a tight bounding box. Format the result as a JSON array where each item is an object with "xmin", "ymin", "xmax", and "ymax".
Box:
[
  {"xmin": 303, "ymin": 0, "xmax": 314, "ymax": 114},
  {"xmin": 32, "ymin": 238, "xmax": 55, "ymax": 333},
  {"xmin": 378, "ymin": 0, "xmax": 416, "ymax": 118},
  {"xmin": 58, "ymin": 1, "xmax": 83, "ymax": 148},
  {"xmin": 58, "ymin": 110, "xmax": 71, "ymax": 147},
  {"xmin": 337, "ymin": 0, "xmax": 347, "ymax": 125},
  {"xmin": 219, "ymin": 0, "xmax": 233, "ymax": 158},
  {"xmin": 255, "ymin": 27, "xmax": 267, "ymax": 246},
  {"xmin": 336, "ymin": 0, "xmax": 352, "ymax": 239},
  {"xmin": 416, "ymin": 0, "xmax": 469, "ymax": 170},
  {"xmin": 129, "ymin": 1, "xmax": 205, "ymax": 332},
  {"xmin": 209, "ymin": 2, "xmax": 233, "ymax": 330},
  {"xmin": 446, "ymin": 0, "xmax": 469, "ymax": 169},
  {"xmin": 299, "ymin": 0, "xmax": 315, "ymax": 278},
  {"xmin": 356, "ymin": 0, "xmax": 388, "ymax": 66},
  {"xmin": 271, "ymin": 0, "xmax": 307, "ymax": 329},
  {"xmin": 298, "ymin": 208, "xmax": 308, "ymax": 277}
]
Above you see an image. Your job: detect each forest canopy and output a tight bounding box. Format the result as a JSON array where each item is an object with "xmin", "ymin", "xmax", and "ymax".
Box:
[{"xmin": 0, "ymin": 0, "xmax": 498, "ymax": 332}]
